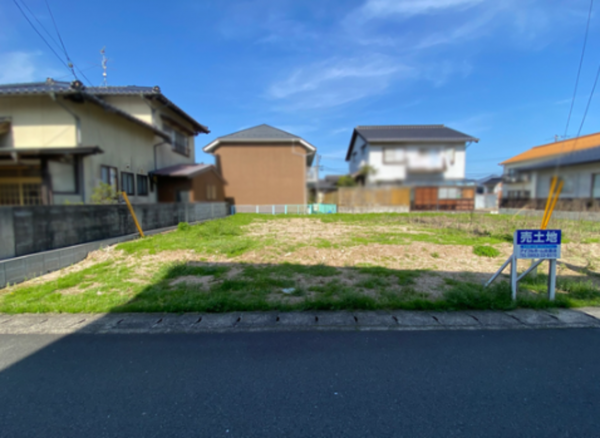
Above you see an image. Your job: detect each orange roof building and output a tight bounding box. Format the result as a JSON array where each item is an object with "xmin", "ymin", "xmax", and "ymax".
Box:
[{"xmin": 501, "ymin": 132, "xmax": 600, "ymax": 166}]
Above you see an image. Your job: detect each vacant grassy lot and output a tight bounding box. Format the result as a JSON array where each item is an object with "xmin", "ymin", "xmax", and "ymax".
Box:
[{"xmin": 2, "ymin": 213, "xmax": 600, "ymax": 313}]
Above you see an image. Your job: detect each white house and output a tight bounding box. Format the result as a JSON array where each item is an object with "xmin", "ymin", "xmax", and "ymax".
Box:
[{"xmin": 345, "ymin": 125, "xmax": 478, "ymax": 186}]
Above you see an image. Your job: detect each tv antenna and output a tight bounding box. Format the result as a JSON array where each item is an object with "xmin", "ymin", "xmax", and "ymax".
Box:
[{"xmin": 100, "ymin": 46, "xmax": 108, "ymax": 87}]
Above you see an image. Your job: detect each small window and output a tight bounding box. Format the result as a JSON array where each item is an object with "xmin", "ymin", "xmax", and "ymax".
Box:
[
  {"xmin": 176, "ymin": 190, "xmax": 190, "ymax": 203},
  {"xmin": 384, "ymin": 148, "xmax": 405, "ymax": 163},
  {"xmin": 592, "ymin": 174, "xmax": 600, "ymax": 198},
  {"xmin": 49, "ymin": 158, "xmax": 77, "ymax": 193},
  {"xmin": 136, "ymin": 174, "xmax": 148, "ymax": 196},
  {"xmin": 101, "ymin": 165, "xmax": 118, "ymax": 191},
  {"xmin": 206, "ymin": 184, "xmax": 217, "ymax": 200},
  {"xmin": 121, "ymin": 172, "xmax": 134, "ymax": 195}
]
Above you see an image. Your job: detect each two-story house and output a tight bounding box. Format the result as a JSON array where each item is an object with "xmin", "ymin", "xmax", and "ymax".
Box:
[
  {"xmin": 0, "ymin": 78, "xmax": 209, "ymax": 205},
  {"xmin": 500, "ymin": 132, "xmax": 600, "ymax": 209},
  {"xmin": 345, "ymin": 125, "xmax": 478, "ymax": 186}
]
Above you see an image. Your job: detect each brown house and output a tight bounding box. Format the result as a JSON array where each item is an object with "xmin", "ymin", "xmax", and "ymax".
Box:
[
  {"xmin": 203, "ymin": 124, "xmax": 316, "ymax": 205},
  {"xmin": 153, "ymin": 163, "xmax": 225, "ymax": 203}
]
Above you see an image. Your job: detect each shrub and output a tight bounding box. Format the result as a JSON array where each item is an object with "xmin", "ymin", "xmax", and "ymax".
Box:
[
  {"xmin": 177, "ymin": 222, "xmax": 191, "ymax": 232},
  {"xmin": 91, "ymin": 182, "xmax": 118, "ymax": 204},
  {"xmin": 473, "ymin": 245, "xmax": 500, "ymax": 258}
]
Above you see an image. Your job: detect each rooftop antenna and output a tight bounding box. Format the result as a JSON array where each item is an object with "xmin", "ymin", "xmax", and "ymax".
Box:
[{"xmin": 100, "ymin": 46, "xmax": 108, "ymax": 87}]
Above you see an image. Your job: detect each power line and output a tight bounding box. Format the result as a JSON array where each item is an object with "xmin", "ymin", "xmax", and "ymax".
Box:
[
  {"xmin": 44, "ymin": 0, "xmax": 93, "ymax": 86},
  {"xmin": 564, "ymin": 0, "xmax": 594, "ymax": 137},
  {"xmin": 576, "ymin": 62, "xmax": 600, "ymax": 137},
  {"xmin": 11, "ymin": 0, "xmax": 72, "ymax": 73}
]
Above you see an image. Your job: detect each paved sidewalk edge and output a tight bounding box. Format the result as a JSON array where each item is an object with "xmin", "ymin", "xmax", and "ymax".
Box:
[{"xmin": 0, "ymin": 309, "xmax": 598, "ymax": 335}]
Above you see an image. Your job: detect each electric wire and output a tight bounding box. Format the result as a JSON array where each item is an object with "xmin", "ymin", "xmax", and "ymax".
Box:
[
  {"xmin": 44, "ymin": 0, "xmax": 93, "ymax": 86},
  {"xmin": 11, "ymin": 0, "xmax": 72, "ymax": 74},
  {"xmin": 563, "ymin": 0, "xmax": 594, "ymax": 138}
]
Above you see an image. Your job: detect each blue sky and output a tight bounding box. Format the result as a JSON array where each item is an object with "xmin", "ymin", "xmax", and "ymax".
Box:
[{"xmin": 1, "ymin": 0, "xmax": 599, "ymax": 178}]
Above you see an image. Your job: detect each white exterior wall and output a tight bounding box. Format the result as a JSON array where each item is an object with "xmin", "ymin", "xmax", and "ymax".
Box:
[
  {"xmin": 348, "ymin": 136, "xmax": 368, "ymax": 174},
  {"xmin": 535, "ymin": 163, "xmax": 600, "ymax": 198},
  {"xmin": 353, "ymin": 141, "xmax": 466, "ymax": 184}
]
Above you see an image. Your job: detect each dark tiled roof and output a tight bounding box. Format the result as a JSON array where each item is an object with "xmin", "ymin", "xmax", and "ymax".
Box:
[
  {"xmin": 520, "ymin": 145, "xmax": 600, "ymax": 171},
  {"xmin": 204, "ymin": 124, "xmax": 317, "ymax": 165},
  {"xmin": 356, "ymin": 125, "xmax": 478, "ymax": 142},
  {"xmin": 220, "ymin": 124, "xmax": 301, "ymax": 140},
  {"xmin": 346, "ymin": 125, "xmax": 478, "ymax": 161},
  {"xmin": 151, "ymin": 163, "xmax": 223, "ymax": 180},
  {"xmin": 0, "ymin": 79, "xmax": 208, "ymax": 134}
]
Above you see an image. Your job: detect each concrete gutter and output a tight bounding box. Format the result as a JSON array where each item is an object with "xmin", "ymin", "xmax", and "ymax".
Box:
[{"xmin": 0, "ymin": 309, "xmax": 598, "ymax": 335}]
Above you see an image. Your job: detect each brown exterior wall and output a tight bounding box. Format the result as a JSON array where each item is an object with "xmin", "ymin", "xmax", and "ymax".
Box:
[
  {"xmin": 157, "ymin": 169, "xmax": 225, "ymax": 203},
  {"xmin": 191, "ymin": 170, "xmax": 225, "ymax": 202},
  {"xmin": 214, "ymin": 143, "xmax": 308, "ymax": 205},
  {"xmin": 157, "ymin": 177, "xmax": 191, "ymax": 202}
]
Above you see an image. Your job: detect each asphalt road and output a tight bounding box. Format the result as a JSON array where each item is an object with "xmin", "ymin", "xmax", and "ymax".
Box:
[{"xmin": 0, "ymin": 329, "xmax": 599, "ymax": 438}]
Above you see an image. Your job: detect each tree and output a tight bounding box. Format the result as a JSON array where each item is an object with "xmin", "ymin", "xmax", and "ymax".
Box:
[
  {"xmin": 91, "ymin": 182, "xmax": 118, "ymax": 204},
  {"xmin": 336, "ymin": 175, "xmax": 357, "ymax": 187},
  {"xmin": 359, "ymin": 164, "xmax": 377, "ymax": 177}
]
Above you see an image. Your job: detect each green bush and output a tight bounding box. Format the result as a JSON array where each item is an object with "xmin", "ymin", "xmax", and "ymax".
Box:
[
  {"xmin": 473, "ymin": 245, "xmax": 500, "ymax": 258},
  {"xmin": 177, "ymin": 222, "xmax": 191, "ymax": 232}
]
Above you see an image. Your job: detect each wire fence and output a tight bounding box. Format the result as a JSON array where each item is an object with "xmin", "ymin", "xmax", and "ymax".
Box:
[{"xmin": 231, "ymin": 204, "xmax": 337, "ymax": 215}]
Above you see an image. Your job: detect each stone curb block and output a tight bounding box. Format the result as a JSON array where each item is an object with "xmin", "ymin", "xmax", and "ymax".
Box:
[{"xmin": 0, "ymin": 310, "xmax": 599, "ymax": 335}]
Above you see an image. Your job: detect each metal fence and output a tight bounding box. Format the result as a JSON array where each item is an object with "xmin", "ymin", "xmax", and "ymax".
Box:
[{"xmin": 231, "ymin": 204, "xmax": 337, "ymax": 215}]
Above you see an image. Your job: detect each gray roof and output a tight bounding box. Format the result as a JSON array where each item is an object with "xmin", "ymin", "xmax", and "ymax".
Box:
[
  {"xmin": 219, "ymin": 124, "xmax": 302, "ymax": 140},
  {"xmin": 347, "ymin": 125, "xmax": 478, "ymax": 161},
  {"xmin": 520, "ymin": 145, "xmax": 600, "ymax": 171},
  {"xmin": 0, "ymin": 79, "xmax": 208, "ymax": 134},
  {"xmin": 204, "ymin": 124, "xmax": 317, "ymax": 165},
  {"xmin": 151, "ymin": 163, "xmax": 223, "ymax": 180}
]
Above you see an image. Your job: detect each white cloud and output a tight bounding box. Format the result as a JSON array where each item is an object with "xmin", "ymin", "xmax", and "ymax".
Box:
[
  {"xmin": 0, "ymin": 51, "xmax": 59, "ymax": 84},
  {"xmin": 267, "ymin": 55, "xmax": 413, "ymax": 110},
  {"xmin": 353, "ymin": 0, "xmax": 485, "ymax": 21}
]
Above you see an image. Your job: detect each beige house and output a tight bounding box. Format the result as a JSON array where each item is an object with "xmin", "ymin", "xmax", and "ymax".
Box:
[{"xmin": 0, "ymin": 79, "xmax": 209, "ymax": 205}]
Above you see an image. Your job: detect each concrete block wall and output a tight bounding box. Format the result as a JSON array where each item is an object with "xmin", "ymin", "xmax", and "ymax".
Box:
[{"xmin": 0, "ymin": 203, "xmax": 228, "ymax": 288}]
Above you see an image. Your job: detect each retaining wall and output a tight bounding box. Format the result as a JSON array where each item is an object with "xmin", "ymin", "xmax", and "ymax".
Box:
[
  {"xmin": 0, "ymin": 202, "xmax": 228, "ymax": 288},
  {"xmin": 0, "ymin": 202, "xmax": 228, "ymax": 260}
]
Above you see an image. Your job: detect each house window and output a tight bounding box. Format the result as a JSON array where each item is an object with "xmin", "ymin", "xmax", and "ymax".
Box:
[
  {"xmin": 49, "ymin": 158, "xmax": 77, "ymax": 194},
  {"xmin": 592, "ymin": 174, "xmax": 600, "ymax": 198},
  {"xmin": 508, "ymin": 190, "xmax": 530, "ymax": 199},
  {"xmin": 558, "ymin": 176, "xmax": 574, "ymax": 195},
  {"xmin": 176, "ymin": 190, "xmax": 190, "ymax": 203},
  {"xmin": 163, "ymin": 124, "xmax": 189, "ymax": 156},
  {"xmin": 383, "ymin": 148, "xmax": 405, "ymax": 163},
  {"xmin": 439, "ymin": 187, "xmax": 460, "ymax": 199},
  {"xmin": 101, "ymin": 165, "xmax": 118, "ymax": 191},
  {"xmin": 121, "ymin": 172, "xmax": 134, "ymax": 195},
  {"xmin": 206, "ymin": 184, "xmax": 217, "ymax": 200},
  {"xmin": 136, "ymin": 174, "xmax": 148, "ymax": 196}
]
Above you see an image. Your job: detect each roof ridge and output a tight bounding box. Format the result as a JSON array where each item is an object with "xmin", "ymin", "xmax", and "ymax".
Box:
[
  {"xmin": 531, "ymin": 131, "xmax": 600, "ymax": 150},
  {"xmin": 219, "ymin": 123, "xmax": 301, "ymax": 139},
  {"xmin": 356, "ymin": 124, "xmax": 445, "ymax": 129}
]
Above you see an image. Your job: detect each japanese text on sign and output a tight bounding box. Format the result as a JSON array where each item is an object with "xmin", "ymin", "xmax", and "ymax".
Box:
[{"xmin": 514, "ymin": 230, "xmax": 561, "ymax": 259}]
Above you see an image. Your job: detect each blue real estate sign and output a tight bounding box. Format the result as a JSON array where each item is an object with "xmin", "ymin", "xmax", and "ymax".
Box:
[{"xmin": 514, "ymin": 230, "xmax": 562, "ymax": 259}]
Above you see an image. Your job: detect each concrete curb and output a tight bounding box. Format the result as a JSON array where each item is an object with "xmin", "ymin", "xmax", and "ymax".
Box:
[{"xmin": 0, "ymin": 309, "xmax": 599, "ymax": 335}]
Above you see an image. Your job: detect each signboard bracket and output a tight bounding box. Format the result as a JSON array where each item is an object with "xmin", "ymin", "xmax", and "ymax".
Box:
[{"xmin": 484, "ymin": 230, "xmax": 560, "ymax": 301}]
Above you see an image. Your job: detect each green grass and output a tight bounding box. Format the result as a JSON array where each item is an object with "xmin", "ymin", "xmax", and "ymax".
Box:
[
  {"xmin": 2, "ymin": 212, "xmax": 600, "ymax": 313},
  {"xmin": 473, "ymin": 245, "xmax": 501, "ymax": 258}
]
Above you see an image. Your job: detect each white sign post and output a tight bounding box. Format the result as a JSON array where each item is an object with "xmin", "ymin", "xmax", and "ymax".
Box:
[{"xmin": 485, "ymin": 229, "xmax": 561, "ymax": 301}]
